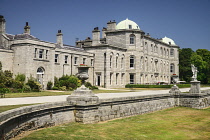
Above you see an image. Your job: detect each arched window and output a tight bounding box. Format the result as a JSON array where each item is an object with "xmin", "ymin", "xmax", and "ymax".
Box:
[
  {"xmin": 130, "ymin": 55, "xmax": 135, "ymax": 68},
  {"xmin": 140, "ymin": 56, "xmax": 144, "ymax": 69},
  {"xmin": 145, "ymin": 57, "xmax": 148, "ymax": 71},
  {"xmin": 37, "ymin": 67, "xmax": 45, "ymax": 74},
  {"xmin": 121, "ymin": 54, "xmax": 125, "ymax": 69},
  {"xmin": 170, "ymin": 49, "xmax": 174, "ymax": 57},
  {"xmin": 151, "ymin": 44, "xmax": 153, "ymax": 52},
  {"xmin": 170, "ymin": 63, "xmax": 175, "ymax": 73},
  {"xmin": 110, "ymin": 53, "xmax": 113, "ymax": 68},
  {"xmin": 145, "ymin": 42, "xmax": 148, "ymax": 52},
  {"xmin": 130, "ymin": 34, "xmax": 135, "ymax": 44},
  {"xmin": 116, "ymin": 53, "xmax": 119, "ymax": 68}
]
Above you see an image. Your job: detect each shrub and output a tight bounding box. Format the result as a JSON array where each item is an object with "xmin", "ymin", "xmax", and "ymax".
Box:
[
  {"xmin": 0, "ymin": 88, "xmax": 10, "ymax": 93},
  {"xmin": 12, "ymin": 80, "xmax": 24, "ymax": 89},
  {"xmin": 59, "ymin": 86, "xmax": 66, "ymax": 91},
  {"xmin": 15, "ymin": 74, "xmax": 26, "ymax": 82},
  {"xmin": 85, "ymin": 82, "xmax": 92, "ymax": 88},
  {"xmin": 91, "ymin": 86, "xmax": 99, "ymax": 90},
  {"xmin": 4, "ymin": 78, "xmax": 14, "ymax": 88},
  {"xmin": 85, "ymin": 82, "xmax": 98, "ymax": 90},
  {"xmin": 0, "ymin": 61, "xmax": 2, "ymax": 71},
  {"xmin": 52, "ymin": 86, "xmax": 59, "ymax": 90},
  {"xmin": 4, "ymin": 70, "xmax": 13, "ymax": 78},
  {"xmin": 22, "ymin": 85, "xmax": 31, "ymax": 92},
  {"xmin": 47, "ymin": 81, "xmax": 53, "ymax": 90},
  {"xmin": 59, "ymin": 75, "xmax": 79, "ymax": 90},
  {"xmin": 125, "ymin": 84, "xmax": 191, "ymax": 88},
  {"xmin": 26, "ymin": 79, "xmax": 41, "ymax": 92},
  {"xmin": 54, "ymin": 76, "xmax": 60, "ymax": 88}
]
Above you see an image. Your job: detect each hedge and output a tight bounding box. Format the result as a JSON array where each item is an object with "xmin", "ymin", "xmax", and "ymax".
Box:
[{"xmin": 125, "ymin": 84, "xmax": 191, "ymax": 88}]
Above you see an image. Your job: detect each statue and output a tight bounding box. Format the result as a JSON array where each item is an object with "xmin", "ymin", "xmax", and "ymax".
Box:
[{"xmin": 191, "ymin": 64, "xmax": 198, "ymax": 81}]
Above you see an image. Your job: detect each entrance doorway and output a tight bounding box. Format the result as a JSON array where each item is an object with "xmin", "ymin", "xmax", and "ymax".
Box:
[
  {"xmin": 97, "ymin": 75, "xmax": 101, "ymax": 86},
  {"xmin": 37, "ymin": 67, "xmax": 45, "ymax": 89}
]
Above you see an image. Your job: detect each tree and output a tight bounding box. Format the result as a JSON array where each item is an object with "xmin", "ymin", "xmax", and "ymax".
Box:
[{"xmin": 179, "ymin": 48, "xmax": 194, "ymax": 82}]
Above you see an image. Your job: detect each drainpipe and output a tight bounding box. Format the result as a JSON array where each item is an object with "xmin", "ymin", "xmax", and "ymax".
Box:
[{"xmin": 71, "ymin": 55, "xmax": 73, "ymax": 75}]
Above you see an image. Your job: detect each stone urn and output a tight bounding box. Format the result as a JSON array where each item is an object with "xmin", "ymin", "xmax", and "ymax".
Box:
[
  {"xmin": 169, "ymin": 74, "xmax": 181, "ymax": 95},
  {"xmin": 77, "ymin": 65, "xmax": 89, "ymax": 86},
  {"xmin": 171, "ymin": 74, "xmax": 179, "ymax": 86}
]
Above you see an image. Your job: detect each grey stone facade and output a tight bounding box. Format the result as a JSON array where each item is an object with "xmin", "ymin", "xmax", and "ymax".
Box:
[
  {"xmin": 0, "ymin": 16, "xmax": 179, "ymax": 89},
  {"xmin": 0, "ymin": 16, "xmax": 94, "ymax": 89},
  {"xmin": 77, "ymin": 19, "xmax": 179, "ymax": 88}
]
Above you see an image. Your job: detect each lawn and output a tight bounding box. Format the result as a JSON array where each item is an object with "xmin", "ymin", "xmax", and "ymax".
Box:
[
  {"xmin": 20, "ymin": 107, "xmax": 210, "ymax": 140},
  {"xmin": 3, "ymin": 89, "xmax": 134, "ymax": 98}
]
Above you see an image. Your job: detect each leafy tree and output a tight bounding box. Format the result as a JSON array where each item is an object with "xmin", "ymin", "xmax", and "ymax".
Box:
[
  {"xmin": 179, "ymin": 48, "xmax": 194, "ymax": 82},
  {"xmin": 0, "ymin": 61, "xmax": 2, "ymax": 71}
]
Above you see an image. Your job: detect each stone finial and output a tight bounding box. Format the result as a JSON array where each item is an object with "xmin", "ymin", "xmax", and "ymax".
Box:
[{"xmin": 24, "ymin": 22, "xmax": 30, "ymax": 34}]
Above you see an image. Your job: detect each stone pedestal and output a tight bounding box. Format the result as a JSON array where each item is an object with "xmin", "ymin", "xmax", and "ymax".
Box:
[
  {"xmin": 169, "ymin": 85, "xmax": 181, "ymax": 106},
  {"xmin": 169, "ymin": 85, "xmax": 181, "ymax": 95},
  {"xmin": 66, "ymin": 85, "xmax": 99, "ymax": 123},
  {"xmin": 189, "ymin": 81, "xmax": 201, "ymax": 94}
]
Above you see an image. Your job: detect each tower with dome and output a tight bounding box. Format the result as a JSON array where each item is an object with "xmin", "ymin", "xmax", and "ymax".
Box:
[{"xmin": 77, "ymin": 18, "xmax": 179, "ymax": 88}]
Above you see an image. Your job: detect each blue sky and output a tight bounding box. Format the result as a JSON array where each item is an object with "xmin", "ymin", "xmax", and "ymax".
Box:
[{"xmin": 1, "ymin": 0, "xmax": 210, "ymax": 51}]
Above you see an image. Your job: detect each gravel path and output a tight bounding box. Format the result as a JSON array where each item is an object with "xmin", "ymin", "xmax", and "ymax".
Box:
[{"xmin": 0, "ymin": 87, "xmax": 210, "ymax": 106}]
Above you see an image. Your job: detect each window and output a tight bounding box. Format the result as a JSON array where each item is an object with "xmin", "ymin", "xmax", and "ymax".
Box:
[
  {"xmin": 170, "ymin": 49, "xmax": 174, "ymax": 57},
  {"xmin": 116, "ymin": 73, "xmax": 119, "ymax": 85},
  {"xmin": 39, "ymin": 49, "xmax": 44, "ymax": 59},
  {"xmin": 110, "ymin": 73, "xmax": 112, "ymax": 85},
  {"xmin": 65, "ymin": 55, "xmax": 68, "ymax": 64},
  {"xmin": 151, "ymin": 44, "xmax": 153, "ymax": 52},
  {"xmin": 170, "ymin": 63, "xmax": 175, "ymax": 73},
  {"xmin": 130, "ymin": 34, "xmax": 135, "ymax": 44},
  {"xmin": 55, "ymin": 54, "xmax": 59, "ymax": 63},
  {"xmin": 110, "ymin": 56, "xmax": 112, "ymax": 68},
  {"xmin": 83, "ymin": 58, "xmax": 86, "ymax": 64},
  {"xmin": 74, "ymin": 57, "xmax": 78, "ymax": 65},
  {"xmin": 144, "ymin": 42, "xmax": 148, "ymax": 52},
  {"xmin": 130, "ymin": 74, "xmax": 135, "ymax": 84},
  {"xmin": 116, "ymin": 55, "xmax": 118, "ymax": 68},
  {"xmin": 121, "ymin": 57, "xmax": 124, "ymax": 68},
  {"xmin": 91, "ymin": 59, "xmax": 94, "ymax": 66},
  {"xmin": 46, "ymin": 50, "xmax": 48, "ymax": 59},
  {"xmin": 34, "ymin": 48, "xmax": 37, "ymax": 58},
  {"xmin": 129, "ymin": 25, "xmax": 132, "ymax": 29},
  {"xmin": 130, "ymin": 55, "xmax": 135, "ymax": 68}
]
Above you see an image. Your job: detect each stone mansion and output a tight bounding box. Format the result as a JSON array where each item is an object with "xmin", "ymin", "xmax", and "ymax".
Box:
[{"xmin": 0, "ymin": 16, "xmax": 179, "ymax": 89}]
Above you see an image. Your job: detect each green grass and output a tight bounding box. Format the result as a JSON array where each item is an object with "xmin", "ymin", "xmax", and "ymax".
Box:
[
  {"xmin": 21, "ymin": 107, "xmax": 210, "ymax": 140},
  {"xmin": 0, "ymin": 104, "xmax": 38, "ymax": 113},
  {"xmin": 3, "ymin": 89, "xmax": 133, "ymax": 98}
]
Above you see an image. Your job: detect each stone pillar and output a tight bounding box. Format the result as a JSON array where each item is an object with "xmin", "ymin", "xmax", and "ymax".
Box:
[
  {"xmin": 169, "ymin": 85, "xmax": 181, "ymax": 106},
  {"xmin": 57, "ymin": 30, "xmax": 63, "ymax": 47},
  {"xmin": 0, "ymin": 15, "xmax": 6, "ymax": 34},
  {"xmin": 66, "ymin": 86, "xmax": 99, "ymax": 123},
  {"xmin": 92, "ymin": 27, "xmax": 100, "ymax": 46},
  {"xmin": 107, "ymin": 20, "xmax": 116, "ymax": 31},
  {"xmin": 189, "ymin": 81, "xmax": 201, "ymax": 94}
]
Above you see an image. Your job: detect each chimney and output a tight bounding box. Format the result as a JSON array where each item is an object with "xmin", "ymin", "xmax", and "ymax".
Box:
[
  {"xmin": 107, "ymin": 20, "xmax": 116, "ymax": 30},
  {"xmin": 57, "ymin": 30, "xmax": 63, "ymax": 47},
  {"xmin": 24, "ymin": 22, "xmax": 30, "ymax": 34},
  {"xmin": 102, "ymin": 27, "xmax": 107, "ymax": 38},
  {"xmin": 92, "ymin": 27, "xmax": 100, "ymax": 46},
  {"xmin": 0, "ymin": 15, "xmax": 6, "ymax": 34}
]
